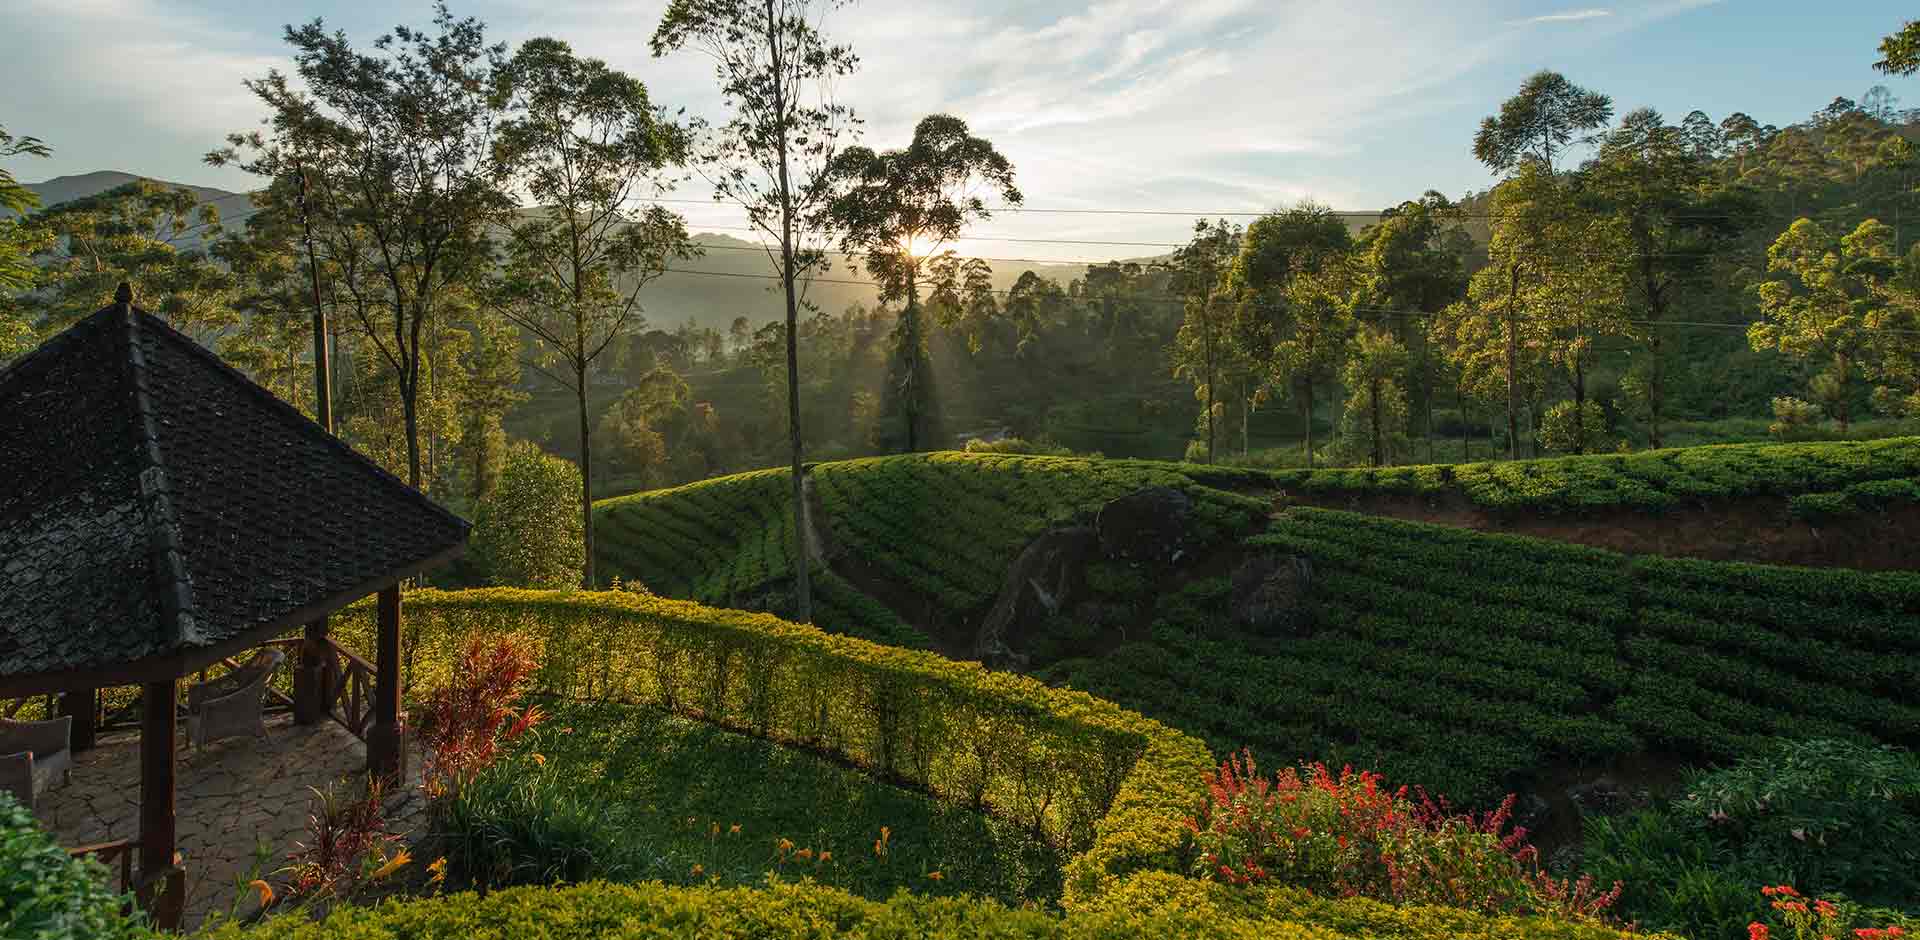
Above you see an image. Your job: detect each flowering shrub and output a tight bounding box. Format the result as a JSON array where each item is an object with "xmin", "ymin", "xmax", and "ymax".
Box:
[
  {"xmin": 1187, "ymin": 750, "xmax": 1620, "ymax": 919},
  {"xmin": 413, "ymin": 633, "xmax": 544, "ymax": 799},
  {"xmin": 1747, "ymin": 885, "xmax": 1912, "ymax": 940},
  {"xmin": 285, "ymin": 775, "xmax": 404, "ymax": 901}
]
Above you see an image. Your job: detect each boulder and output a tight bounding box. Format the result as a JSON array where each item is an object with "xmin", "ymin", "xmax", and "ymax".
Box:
[
  {"xmin": 1230, "ymin": 552, "xmax": 1313, "ymax": 635},
  {"xmin": 1096, "ymin": 486, "xmax": 1192, "ymax": 564},
  {"xmin": 974, "ymin": 526, "xmax": 1099, "ymax": 665}
]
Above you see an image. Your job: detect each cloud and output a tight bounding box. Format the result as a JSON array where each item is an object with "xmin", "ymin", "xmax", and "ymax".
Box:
[{"xmin": 1517, "ymin": 8, "xmax": 1612, "ymax": 25}]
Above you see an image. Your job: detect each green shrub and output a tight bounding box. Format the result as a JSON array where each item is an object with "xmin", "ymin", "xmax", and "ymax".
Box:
[
  {"xmin": 434, "ymin": 755, "xmax": 633, "ymax": 889},
  {"xmin": 198, "ymin": 874, "xmax": 1657, "ymax": 940},
  {"xmin": 472, "ymin": 442, "xmax": 585, "ymax": 589},
  {"xmin": 965, "ymin": 436, "xmax": 1075, "ymax": 456},
  {"xmin": 1539, "ymin": 401, "xmax": 1615, "ymax": 455},
  {"xmin": 329, "ymin": 588, "xmax": 1213, "ymax": 909},
  {"xmin": 1583, "ymin": 740, "xmax": 1920, "ymax": 939},
  {"xmin": 1673, "ymin": 739, "xmax": 1920, "ymax": 905},
  {"xmin": 0, "ymin": 791, "xmax": 151, "ymax": 940}
]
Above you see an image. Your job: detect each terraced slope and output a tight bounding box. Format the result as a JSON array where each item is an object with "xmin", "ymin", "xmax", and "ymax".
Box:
[
  {"xmin": 1272, "ymin": 436, "xmax": 1920, "ymax": 514},
  {"xmin": 593, "ymin": 444, "xmax": 1920, "ymax": 806}
]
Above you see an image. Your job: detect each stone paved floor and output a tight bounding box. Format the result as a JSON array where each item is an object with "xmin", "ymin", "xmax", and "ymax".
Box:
[{"xmin": 34, "ymin": 712, "xmax": 424, "ymax": 928}]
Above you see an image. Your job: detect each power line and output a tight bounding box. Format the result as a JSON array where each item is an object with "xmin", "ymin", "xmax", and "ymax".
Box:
[{"xmin": 651, "ymin": 265, "xmax": 1920, "ymax": 336}]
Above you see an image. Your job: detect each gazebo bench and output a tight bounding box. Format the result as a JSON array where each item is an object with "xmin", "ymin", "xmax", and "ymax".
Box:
[{"xmin": 0, "ymin": 715, "xmax": 73, "ymax": 809}]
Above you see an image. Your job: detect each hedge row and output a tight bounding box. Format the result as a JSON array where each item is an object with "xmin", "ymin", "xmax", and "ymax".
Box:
[
  {"xmin": 1270, "ymin": 436, "xmax": 1920, "ymax": 513},
  {"xmin": 200, "ymin": 874, "xmax": 1656, "ymax": 940},
  {"xmin": 330, "ymin": 588, "xmax": 1213, "ymax": 907}
]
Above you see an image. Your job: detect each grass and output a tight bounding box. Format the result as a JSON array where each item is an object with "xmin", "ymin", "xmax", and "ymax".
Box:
[{"xmin": 496, "ymin": 698, "xmax": 1066, "ymax": 906}]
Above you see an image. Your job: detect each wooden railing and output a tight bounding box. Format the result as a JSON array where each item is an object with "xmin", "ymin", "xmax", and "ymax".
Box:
[
  {"xmin": 69, "ymin": 839, "xmax": 184, "ymax": 930},
  {"xmin": 69, "ymin": 838, "xmax": 137, "ymax": 893},
  {"xmin": 321, "ymin": 637, "xmax": 376, "ymax": 741}
]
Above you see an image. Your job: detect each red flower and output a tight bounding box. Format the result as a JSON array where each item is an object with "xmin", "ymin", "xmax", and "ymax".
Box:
[{"xmin": 1749, "ymin": 924, "xmax": 1770, "ymax": 940}]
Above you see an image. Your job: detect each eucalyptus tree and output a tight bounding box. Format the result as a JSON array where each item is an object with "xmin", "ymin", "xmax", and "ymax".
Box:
[
  {"xmin": 28, "ymin": 180, "xmax": 235, "ymax": 339},
  {"xmin": 0, "ymin": 124, "xmax": 51, "ymax": 361},
  {"xmin": 1166, "ymin": 219, "xmax": 1241, "ymax": 464},
  {"xmin": 215, "ymin": 5, "xmax": 515, "ymax": 489},
  {"xmin": 1227, "ymin": 202, "xmax": 1352, "ymax": 465},
  {"xmin": 1752, "ymin": 218, "xmax": 1897, "ymax": 431},
  {"xmin": 652, "ymin": 0, "xmax": 862, "ymax": 621},
  {"xmin": 1473, "ymin": 70, "xmax": 1613, "ymax": 174},
  {"xmin": 823, "ymin": 113, "xmax": 1019, "ymax": 452},
  {"xmin": 490, "ymin": 36, "xmax": 696, "ymax": 588}
]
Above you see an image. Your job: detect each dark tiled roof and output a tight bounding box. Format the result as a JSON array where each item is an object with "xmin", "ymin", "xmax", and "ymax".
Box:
[{"xmin": 0, "ymin": 300, "xmax": 468, "ymax": 686}]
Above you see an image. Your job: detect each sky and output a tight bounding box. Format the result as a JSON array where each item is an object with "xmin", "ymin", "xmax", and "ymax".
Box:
[{"xmin": 1, "ymin": 0, "xmax": 1913, "ymax": 263}]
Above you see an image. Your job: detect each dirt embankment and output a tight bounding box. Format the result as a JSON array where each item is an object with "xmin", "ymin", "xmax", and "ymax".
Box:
[{"xmin": 1279, "ymin": 490, "xmax": 1920, "ymax": 571}]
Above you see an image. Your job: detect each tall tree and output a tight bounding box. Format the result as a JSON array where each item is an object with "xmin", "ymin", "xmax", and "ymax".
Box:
[
  {"xmin": 1473, "ymin": 70, "xmax": 1614, "ymax": 173},
  {"xmin": 1353, "ymin": 192, "xmax": 1468, "ymax": 458},
  {"xmin": 0, "ymin": 124, "xmax": 51, "ymax": 361},
  {"xmin": 1166, "ymin": 219, "xmax": 1241, "ymax": 464},
  {"xmin": 1228, "ymin": 202, "xmax": 1354, "ymax": 465},
  {"xmin": 652, "ymin": 0, "xmax": 860, "ymax": 622},
  {"xmin": 1876, "ymin": 19, "xmax": 1920, "ymax": 76},
  {"xmin": 215, "ymin": 4, "xmax": 513, "ymax": 489},
  {"xmin": 823, "ymin": 113, "xmax": 1020, "ymax": 452},
  {"xmin": 1752, "ymin": 218, "xmax": 1895, "ymax": 431},
  {"xmin": 28, "ymin": 181, "xmax": 235, "ymax": 339},
  {"xmin": 490, "ymin": 36, "xmax": 696, "ymax": 588},
  {"xmin": 1586, "ymin": 108, "xmax": 1754, "ymax": 447},
  {"xmin": 1337, "ymin": 325, "xmax": 1411, "ymax": 467}
]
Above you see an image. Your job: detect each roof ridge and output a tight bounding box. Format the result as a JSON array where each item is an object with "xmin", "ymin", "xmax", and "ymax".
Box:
[
  {"xmin": 120, "ymin": 300, "xmax": 202, "ymax": 647},
  {"xmin": 129, "ymin": 308, "xmax": 472, "ymax": 535}
]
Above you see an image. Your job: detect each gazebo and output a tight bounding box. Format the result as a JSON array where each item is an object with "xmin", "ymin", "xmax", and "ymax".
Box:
[{"xmin": 0, "ymin": 286, "xmax": 468, "ymax": 928}]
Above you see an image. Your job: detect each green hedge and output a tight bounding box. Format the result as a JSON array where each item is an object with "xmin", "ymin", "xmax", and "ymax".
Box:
[
  {"xmin": 1270, "ymin": 436, "xmax": 1920, "ymax": 514},
  {"xmin": 330, "ymin": 588, "xmax": 1212, "ymax": 908},
  {"xmin": 1, "ymin": 792, "xmax": 151, "ymax": 940},
  {"xmin": 196, "ymin": 875, "xmax": 1657, "ymax": 940}
]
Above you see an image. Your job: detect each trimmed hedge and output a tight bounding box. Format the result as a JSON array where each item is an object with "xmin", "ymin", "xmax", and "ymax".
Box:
[
  {"xmin": 1270, "ymin": 436, "xmax": 1920, "ymax": 514},
  {"xmin": 197, "ymin": 875, "xmax": 1658, "ymax": 940},
  {"xmin": 330, "ymin": 588, "xmax": 1212, "ymax": 907}
]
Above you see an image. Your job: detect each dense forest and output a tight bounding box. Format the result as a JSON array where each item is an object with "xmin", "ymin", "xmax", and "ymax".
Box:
[{"xmin": 3, "ymin": 9, "xmax": 1920, "ymax": 584}]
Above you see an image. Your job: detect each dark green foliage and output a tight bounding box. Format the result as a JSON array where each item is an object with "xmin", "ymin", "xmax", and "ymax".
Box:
[
  {"xmin": 1270, "ymin": 436, "xmax": 1920, "ymax": 513},
  {"xmin": 1584, "ymin": 739, "xmax": 1920, "ymax": 939},
  {"xmin": 485, "ymin": 700, "xmax": 1065, "ymax": 904},
  {"xmin": 436, "ymin": 754, "xmax": 635, "ymax": 889},
  {"xmin": 0, "ymin": 792, "xmax": 151, "ymax": 940}
]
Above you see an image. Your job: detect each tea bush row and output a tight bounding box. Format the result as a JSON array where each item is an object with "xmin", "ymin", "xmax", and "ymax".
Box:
[{"xmin": 1269, "ymin": 436, "xmax": 1920, "ymax": 513}]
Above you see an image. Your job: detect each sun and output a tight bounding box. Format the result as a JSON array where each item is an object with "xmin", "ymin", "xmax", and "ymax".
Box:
[{"xmin": 904, "ymin": 234, "xmax": 939, "ymax": 257}]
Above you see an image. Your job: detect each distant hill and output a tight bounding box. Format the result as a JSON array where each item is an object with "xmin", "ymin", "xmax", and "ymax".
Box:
[{"xmin": 18, "ymin": 170, "xmax": 1132, "ymax": 329}]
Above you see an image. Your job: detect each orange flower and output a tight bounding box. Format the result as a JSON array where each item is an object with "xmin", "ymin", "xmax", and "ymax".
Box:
[
  {"xmin": 796, "ymin": 848, "xmax": 813, "ymax": 861},
  {"xmin": 729, "ymin": 824, "xmax": 741, "ymax": 835},
  {"xmin": 691, "ymin": 863, "xmax": 704, "ymax": 877},
  {"xmin": 370, "ymin": 850, "xmax": 411, "ymax": 881},
  {"xmin": 1749, "ymin": 924, "xmax": 1769, "ymax": 940},
  {"xmin": 777, "ymin": 838, "xmax": 795, "ymax": 855},
  {"xmin": 817, "ymin": 851, "xmax": 831, "ymax": 863},
  {"xmin": 531, "ymin": 753, "xmax": 546, "ymax": 767},
  {"xmin": 247, "ymin": 879, "xmax": 274, "ymax": 907},
  {"xmin": 927, "ymin": 871, "xmax": 943, "ymax": 881},
  {"xmin": 427, "ymin": 856, "xmax": 448, "ymax": 887}
]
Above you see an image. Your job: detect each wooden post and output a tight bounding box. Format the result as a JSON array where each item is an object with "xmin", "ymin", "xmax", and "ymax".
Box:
[
  {"xmin": 366, "ymin": 585, "xmax": 405, "ymax": 782},
  {"xmin": 59, "ymin": 688, "xmax": 97, "ymax": 751},
  {"xmin": 293, "ymin": 617, "xmax": 330, "ymax": 725},
  {"xmin": 138, "ymin": 679, "xmax": 182, "ymax": 930}
]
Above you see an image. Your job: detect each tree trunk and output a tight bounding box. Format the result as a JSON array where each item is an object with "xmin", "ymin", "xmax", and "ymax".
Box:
[
  {"xmin": 1301, "ymin": 381, "xmax": 1314, "ymax": 469},
  {"xmin": 1369, "ymin": 378, "xmax": 1385, "ymax": 467},
  {"xmin": 577, "ymin": 372, "xmax": 594, "ymax": 589},
  {"xmin": 1202, "ymin": 314, "xmax": 1216, "ymax": 465},
  {"xmin": 1504, "ymin": 262, "xmax": 1521, "ymax": 461},
  {"xmin": 402, "ymin": 380, "xmax": 422, "ymax": 490},
  {"xmin": 1573, "ymin": 357, "xmax": 1588, "ymax": 455},
  {"xmin": 903, "ymin": 267, "xmax": 920, "ymax": 453},
  {"xmin": 768, "ymin": 0, "xmax": 810, "ymax": 622}
]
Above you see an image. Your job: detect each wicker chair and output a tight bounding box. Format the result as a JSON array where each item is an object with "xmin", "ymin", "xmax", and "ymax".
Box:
[
  {"xmin": 186, "ymin": 648, "xmax": 286, "ymax": 748},
  {"xmin": 0, "ymin": 715, "xmax": 73, "ymax": 809}
]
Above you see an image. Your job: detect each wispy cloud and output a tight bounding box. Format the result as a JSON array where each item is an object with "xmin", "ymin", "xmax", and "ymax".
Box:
[{"xmin": 1517, "ymin": 8, "xmax": 1612, "ymax": 24}]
